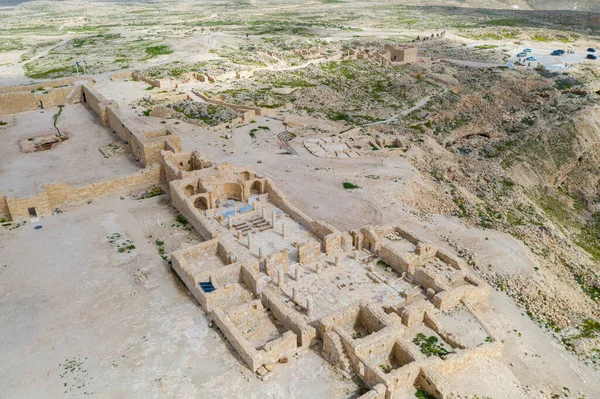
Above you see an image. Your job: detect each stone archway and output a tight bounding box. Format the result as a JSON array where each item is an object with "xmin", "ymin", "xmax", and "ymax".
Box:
[
  {"xmin": 250, "ymin": 180, "xmax": 263, "ymax": 195},
  {"xmin": 194, "ymin": 196, "xmax": 208, "ymax": 210},
  {"xmin": 184, "ymin": 185, "xmax": 195, "ymax": 196},
  {"xmin": 217, "ymin": 182, "xmax": 243, "ymax": 202}
]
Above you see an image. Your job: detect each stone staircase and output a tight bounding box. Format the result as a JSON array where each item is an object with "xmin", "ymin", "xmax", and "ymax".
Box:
[{"xmin": 323, "ymin": 331, "xmax": 353, "ymax": 376}]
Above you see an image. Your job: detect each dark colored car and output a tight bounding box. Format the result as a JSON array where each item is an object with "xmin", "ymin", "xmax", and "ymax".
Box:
[
  {"xmin": 551, "ymin": 50, "xmax": 565, "ymax": 56},
  {"xmin": 588, "ymin": 48, "xmax": 596, "ymax": 52},
  {"xmin": 587, "ymin": 54, "xmax": 598, "ymax": 60}
]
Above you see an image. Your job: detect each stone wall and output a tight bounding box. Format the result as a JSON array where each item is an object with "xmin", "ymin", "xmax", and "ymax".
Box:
[
  {"xmin": 169, "ymin": 181, "xmax": 219, "ymax": 240},
  {"xmin": 0, "ymin": 77, "xmax": 94, "ymax": 94},
  {"xmin": 0, "ymin": 196, "xmax": 8, "ymax": 218},
  {"xmin": 323, "ymin": 231, "xmax": 354, "ymax": 255},
  {"xmin": 83, "ymin": 84, "xmax": 111, "ymax": 126},
  {"xmin": 0, "ymin": 86, "xmax": 80, "ymax": 115},
  {"xmin": 379, "ymin": 243, "xmax": 412, "ymax": 275},
  {"xmin": 298, "ymin": 239, "xmax": 321, "ymax": 265},
  {"xmin": 265, "ymin": 249, "xmax": 289, "ymax": 278},
  {"xmin": 265, "ymin": 180, "xmax": 336, "ymax": 239},
  {"xmin": 262, "ymin": 288, "xmax": 316, "ymax": 348},
  {"xmin": 4, "ymin": 165, "xmax": 161, "ymax": 222},
  {"xmin": 433, "ymin": 277, "xmax": 491, "ymax": 311},
  {"xmin": 212, "ymin": 307, "xmax": 262, "ymax": 371},
  {"xmin": 212, "ymin": 305, "xmax": 298, "ymax": 372}
]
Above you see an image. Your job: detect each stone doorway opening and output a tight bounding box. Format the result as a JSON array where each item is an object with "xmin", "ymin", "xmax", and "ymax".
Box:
[{"xmin": 28, "ymin": 207, "xmax": 39, "ymax": 222}]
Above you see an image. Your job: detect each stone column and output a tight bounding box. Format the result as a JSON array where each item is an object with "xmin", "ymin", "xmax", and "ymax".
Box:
[
  {"xmin": 278, "ymin": 269, "xmax": 284, "ymax": 288},
  {"xmin": 282, "ymin": 223, "xmax": 287, "ymax": 238},
  {"xmin": 259, "ymin": 247, "xmax": 265, "ymax": 260},
  {"xmin": 316, "ymin": 263, "xmax": 322, "ymax": 274},
  {"xmin": 247, "ymin": 233, "xmax": 253, "ymax": 250},
  {"xmin": 237, "ymin": 231, "xmax": 242, "ymax": 239},
  {"xmin": 307, "ymin": 298, "xmax": 313, "ymax": 318},
  {"xmin": 262, "ymin": 208, "xmax": 266, "ymax": 219},
  {"xmin": 292, "ymin": 287, "xmax": 297, "ymax": 302},
  {"xmin": 228, "ymin": 217, "xmax": 233, "ymax": 230},
  {"xmin": 272, "ymin": 211, "xmax": 276, "ymax": 226},
  {"xmin": 295, "ymin": 266, "xmax": 301, "ymax": 281},
  {"xmin": 354, "ymin": 251, "xmax": 360, "ymax": 261},
  {"xmin": 335, "ymin": 254, "xmax": 341, "ymax": 267}
]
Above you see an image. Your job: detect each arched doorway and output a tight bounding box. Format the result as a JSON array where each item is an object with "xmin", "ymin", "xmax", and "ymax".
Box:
[
  {"xmin": 194, "ymin": 196, "xmax": 208, "ymax": 210},
  {"xmin": 250, "ymin": 180, "xmax": 262, "ymax": 195},
  {"xmin": 184, "ymin": 185, "xmax": 194, "ymax": 196},
  {"xmin": 218, "ymin": 182, "xmax": 243, "ymax": 202}
]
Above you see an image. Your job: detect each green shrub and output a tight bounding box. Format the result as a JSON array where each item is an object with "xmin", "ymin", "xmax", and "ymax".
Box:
[{"xmin": 343, "ymin": 182, "xmax": 361, "ymax": 190}]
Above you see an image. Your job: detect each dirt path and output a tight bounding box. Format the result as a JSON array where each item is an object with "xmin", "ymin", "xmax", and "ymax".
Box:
[{"xmin": 362, "ymin": 89, "xmax": 447, "ymax": 127}]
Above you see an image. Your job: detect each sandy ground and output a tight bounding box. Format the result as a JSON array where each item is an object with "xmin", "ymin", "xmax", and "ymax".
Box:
[
  {"xmin": 0, "ymin": 195, "xmax": 359, "ymax": 399},
  {"xmin": 0, "ymin": 104, "xmax": 139, "ymax": 197}
]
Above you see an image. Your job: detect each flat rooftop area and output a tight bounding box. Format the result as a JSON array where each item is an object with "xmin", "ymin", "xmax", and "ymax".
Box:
[
  {"xmin": 0, "ymin": 104, "xmax": 140, "ymax": 197},
  {"xmin": 0, "ymin": 194, "xmax": 358, "ymax": 398}
]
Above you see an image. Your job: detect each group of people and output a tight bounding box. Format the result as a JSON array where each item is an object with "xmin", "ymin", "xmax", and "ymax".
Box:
[{"xmin": 413, "ymin": 31, "xmax": 446, "ymax": 42}]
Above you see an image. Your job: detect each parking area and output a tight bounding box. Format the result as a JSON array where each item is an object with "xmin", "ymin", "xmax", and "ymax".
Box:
[{"xmin": 507, "ymin": 46, "xmax": 597, "ymax": 70}]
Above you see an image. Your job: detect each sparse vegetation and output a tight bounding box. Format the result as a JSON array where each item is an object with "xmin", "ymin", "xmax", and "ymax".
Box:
[
  {"xmin": 413, "ymin": 333, "xmax": 451, "ymax": 357},
  {"xmin": 343, "ymin": 182, "xmax": 361, "ymax": 190}
]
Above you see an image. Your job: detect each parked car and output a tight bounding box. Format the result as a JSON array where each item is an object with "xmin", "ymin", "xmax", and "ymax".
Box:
[
  {"xmin": 524, "ymin": 48, "xmax": 532, "ymax": 52},
  {"xmin": 588, "ymin": 48, "xmax": 596, "ymax": 52},
  {"xmin": 587, "ymin": 54, "xmax": 598, "ymax": 60},
  {"xmin": 526, "ymin": 56, "xmax": 537, "ymax": 61},
  {"xmin": 517, "ymin": 52, "xmax": 527, "ymax": 57},
  {"xmin": 551, "ymin": 50, "xmax": 565, "ymax": 56}
]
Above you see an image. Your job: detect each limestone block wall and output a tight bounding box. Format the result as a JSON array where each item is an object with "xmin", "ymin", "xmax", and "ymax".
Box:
[
  {"xmin": 359, "ymin": 305, "xmax": 389, "ymax": 334},
  {"xmin": 323, "ymin": 231, "xmax": 354, "ymax": 254},
  {"xmin": 357, "ymin": 384, "xmax": 386, "ymax": 399},
  {"xmin": 360, "ymin": 227, "xmax": 380, "ymax": 252},
  {"xmin": 212, "ymin": 306, "xmax": 298, "ymax": 372},
  {"xmin": 44, "ymin": 165, "xmax": 161, "ymax": 209},
  {"xmin": 161, "ymin": 150, "xmax": 213, "ymax": 183},
  {"xmin": 379, "ymin": 243, "xmax": 412, "ymax": 275},
  {"xmin": 0, "ymin": 85, "xmax": 77, "ymax": 115},
  {"xmin": 36, "ymin": 86, "xmax": 76, "ymax": 107},
  {"xmin": 140, "ymin": 134, "xmax": 182, "ymax": 166},
  {"xmin": 434, "ymin": 341, "xmax": 502, "ymax": 375},
  {"xmin": 413, "ymin": 269, "xmax": 446, "ymax": 295},
  {"xmin": 4, "ymin": 165, "xmax": 161, "ymax": 222},
  {"xmin": 0, "ymin": 77, "xmax": 94, "ymax": 95},
  {"xmin": 109, "ymin": 71, "xmax": 133, "ymax": 81},
  {"xmin": 298, "ymin": 239, "xmax": 321, "ymax": 265},
  {"xmin": 395, "ymin": 299, "xmax": 435, "ymax": 328},
  {"xmin": 382, "ymin": 355, "xmax": 421, "ymax": 393},
  {"xmin": 318, "ymin": 301, "xmax": 362, "ymax": 338},
  {"xmin": 435, "ymin": 248, "xmax": 464, "ymax": 270},
  {"xmin": 169, "ymin": 182, "xmax": 219, "ymax": 240},
  {"xmin": 265, "ymin": 180, "xmax": 336, "ymax": 239},
  {"xmin": 240, "ymin": 261, "xmax": 262, "ymax": 294},
  {"xmin": 6, "ymin": 192, "xmax": 52, "ymax": 221},
  {"xmin": 212, "ymin": 307, "xmax": 262, "ymax": 371},
  {"xmin": 0, "ymin": 92, "xmax": 38, "ymax": 115},
  {"xmin": 82, "ymin": 85, "xmax": 111, "ymax": 126},
  {"xmin": 0, "ymin": 196, "xmax": 9, "ymax": 218},
  {"xmin": 417, "ymin": 367, "xmax": 452, "ymax": 399},
  {"xmin": 433, "ymin": 279, "xmax": 491, "ymax": 311},
  {"xmin": 262, "ymin": 288, "xmax": 317, "ymax": 348},
  {"xmin": 171, "ymin": 249, "xmax": 208, "ymax": 310},
  {"xmin": 106, "ymin": 107, "xmax": 136, "ymax": 146},
  {"xmin": 265, "ymin": 249, "xmax": 289, "ymax": 278}
]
